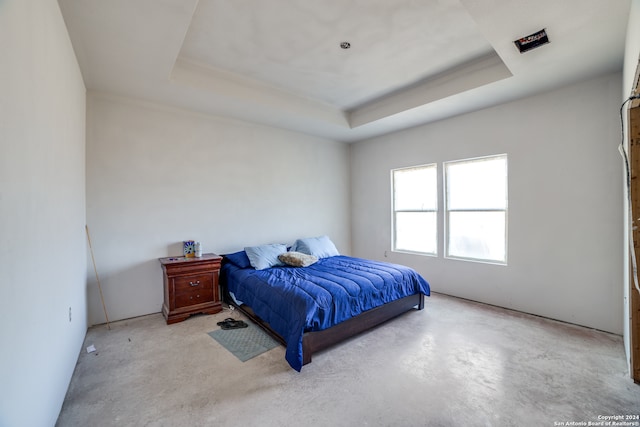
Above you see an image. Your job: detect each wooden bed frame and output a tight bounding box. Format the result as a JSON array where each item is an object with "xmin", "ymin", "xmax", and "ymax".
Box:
[{"xmin": 222, "ymin": 285, "xmax": 425, "ymax": 366}]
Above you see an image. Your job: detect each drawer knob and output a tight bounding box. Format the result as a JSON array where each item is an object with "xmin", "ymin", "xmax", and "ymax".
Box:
[{"xmin": 189, "ymin": 281, "xmax": 200, "ymax": 287}]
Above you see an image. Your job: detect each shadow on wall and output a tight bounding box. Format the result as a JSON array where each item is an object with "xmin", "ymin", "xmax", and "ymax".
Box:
[
  {"xmin": 85, "ymin": 241, "xmax": 228, "ymax": 326},
  {"xmin": 168, "ymin": 242, "xmax": 183, "ymax": 257},
  {"xmin": 86, "ymin": 258, "xmax": 164, "ymax": 326}
]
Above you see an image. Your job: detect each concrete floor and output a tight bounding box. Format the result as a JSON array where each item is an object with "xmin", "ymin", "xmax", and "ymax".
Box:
[{"xmin": 57, "ymin": 293, "xmax": 640, "ymax": 426}]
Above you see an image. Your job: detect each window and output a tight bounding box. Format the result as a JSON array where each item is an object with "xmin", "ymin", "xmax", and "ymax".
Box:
[
  {"xmin": 392, "ymin": 164, "xmax": 437, "ymax": 255},
  {"xmin": 444, "ymin": 155, "xmax": 508, "ymax": 264}
]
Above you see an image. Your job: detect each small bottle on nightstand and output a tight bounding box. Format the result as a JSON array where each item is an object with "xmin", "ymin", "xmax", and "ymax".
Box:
[{"xmin": 195, "ymin": 241, "xmax": 202, "ymax": 257}]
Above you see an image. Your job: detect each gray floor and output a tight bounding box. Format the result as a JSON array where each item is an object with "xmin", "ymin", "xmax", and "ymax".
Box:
[{"xmin": 57, "ymin": 293, "xmax": 640, "ymax": 427}]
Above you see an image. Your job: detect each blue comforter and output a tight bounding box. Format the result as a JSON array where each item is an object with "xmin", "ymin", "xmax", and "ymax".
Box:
[{"xmin": 220, "ymin": 255, "xmax": 430, "ymax": 371}]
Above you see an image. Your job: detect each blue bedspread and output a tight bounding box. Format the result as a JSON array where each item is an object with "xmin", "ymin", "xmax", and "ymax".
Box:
[{"xmin": 220, "ymin": 255, "xmax": 430, "ymax": 371}]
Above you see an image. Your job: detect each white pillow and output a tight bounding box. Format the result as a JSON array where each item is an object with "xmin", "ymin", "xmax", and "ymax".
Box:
[
  {"xmin": 291, "ymin": 235, "xmax": 339, "ymax": 259},
  {"xmin": 244, "ymin": 244, "xmax": 287, "ymax": 270}
]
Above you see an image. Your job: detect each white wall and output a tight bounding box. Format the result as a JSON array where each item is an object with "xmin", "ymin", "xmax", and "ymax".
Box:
[
  {"xmin": 351, "ymin": 72, "xmax": 623, "ymax": 334},
  {"xmin": 0, "ymin": 1, "xmax": 87, "ymax": 426},
  {"xmin": 622, "ymin": 0, "xmax": 640, "ymax": 374},
  {"xmin": 86, "ymin": 94, "xmax": 351, "ymax": 324}
]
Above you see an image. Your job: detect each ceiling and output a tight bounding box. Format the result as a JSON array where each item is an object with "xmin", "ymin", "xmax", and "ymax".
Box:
[{"xmin": 58, "ymin": 0, "xmax": 631, "ymax": 143}]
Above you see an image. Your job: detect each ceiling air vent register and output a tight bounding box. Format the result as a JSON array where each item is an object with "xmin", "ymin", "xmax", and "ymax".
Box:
[{"xmin": 514, "ymin": 29, "xmax": 549, "ymax": 53}]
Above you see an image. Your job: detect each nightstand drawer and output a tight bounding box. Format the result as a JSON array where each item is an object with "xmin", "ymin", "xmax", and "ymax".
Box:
[
  {"xmin": 174, "ymin": 274, "xmax": 212, "ymax": 295},
  {"xmin": 175, "ymin": 287, "xmax": 214, "ymax": 309}
]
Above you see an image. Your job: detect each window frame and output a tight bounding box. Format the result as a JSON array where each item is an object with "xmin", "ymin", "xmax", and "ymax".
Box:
[
  {"xmin": 444, "ymin": 154, "xmax": 508, "ymax": 265},
  {"xmin": 391, "ymin": 163, "xmax": 438, "ymax": 256}
]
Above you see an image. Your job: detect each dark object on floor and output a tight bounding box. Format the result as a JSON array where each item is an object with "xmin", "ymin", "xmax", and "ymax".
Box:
[{"xmin": 217, "ymin": 318, "xmax": 248, "ymax": 330}]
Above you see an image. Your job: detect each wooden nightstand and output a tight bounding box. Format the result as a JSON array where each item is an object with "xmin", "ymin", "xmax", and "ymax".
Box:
[{"xmin": 159, "ymin": 253, "xmax": 223, "ymax": 324}]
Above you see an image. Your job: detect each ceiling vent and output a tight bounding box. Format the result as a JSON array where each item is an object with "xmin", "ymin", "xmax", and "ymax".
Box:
[{"xmin": 514, "ymin": 29, "xmax": 549, "ymax": 54}]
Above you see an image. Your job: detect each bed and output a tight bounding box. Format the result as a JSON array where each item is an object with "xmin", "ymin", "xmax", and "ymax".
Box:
[{"xmin": 219, "ymin": 237, "xmax": 430, "ymax": 371}]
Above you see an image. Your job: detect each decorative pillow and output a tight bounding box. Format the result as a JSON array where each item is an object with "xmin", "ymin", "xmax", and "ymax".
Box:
[
  {"xmin": 244, "ymin": 243, "xmax": 287, "ymax": 270},
  {"xmin": 291, "ymin": 235, "xmax": 340, "ymax": 259},
  {"xmin": 278, "ymin": 251, "xmax": 319, "ymax": 267},
  {"xmin": 223, "ymin": 250, "xmax": 252, "ymax": 269}
]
